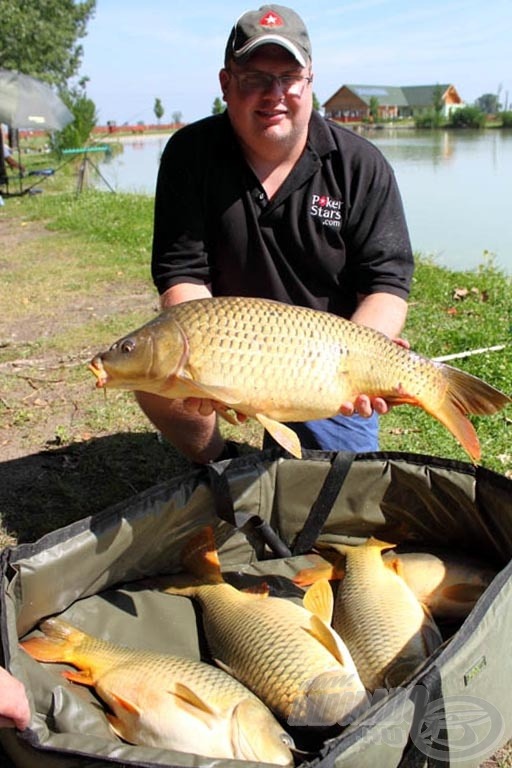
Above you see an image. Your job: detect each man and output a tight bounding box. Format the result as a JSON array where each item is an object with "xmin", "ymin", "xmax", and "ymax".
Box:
[{"xmin": 136, "ymin": 4, "xmax": 414, "ymax": 463}]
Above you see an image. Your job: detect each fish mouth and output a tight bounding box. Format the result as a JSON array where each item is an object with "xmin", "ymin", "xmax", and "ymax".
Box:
[{"xmin": 88, "ymin": 359, "xmax": 109, "ymax": 388}]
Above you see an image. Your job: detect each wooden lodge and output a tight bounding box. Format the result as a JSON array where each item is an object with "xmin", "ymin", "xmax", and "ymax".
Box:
[{"xmin": 323, "ymin": 84, "xmax": 464, "ymax": 122}]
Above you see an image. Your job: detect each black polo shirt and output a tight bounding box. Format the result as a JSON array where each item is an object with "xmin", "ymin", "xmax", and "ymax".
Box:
[{"xmin": 152, "ymin": 110, "xmax": 414, "ymax": 318}]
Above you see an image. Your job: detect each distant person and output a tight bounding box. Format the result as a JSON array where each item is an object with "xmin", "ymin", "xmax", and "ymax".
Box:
[
  {"xmin": 0, "ymin": 666, "xmax": 30, "ymax": 730},
  {"xmin": 2, "ymin": 141, "xmax": 25, "ymax": 175},
  {"xmin": 136, "ymin": 4, "xmax": 414, "ymax": 463}
]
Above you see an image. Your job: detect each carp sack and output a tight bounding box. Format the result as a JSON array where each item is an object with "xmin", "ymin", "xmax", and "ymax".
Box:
[
  {"xmin": 20, "ymin": 617, "xmax": 294, "ymax": 764},
  {"xmin": 89, "ymin": 296, "xmax": 511, "ymax": 461}
]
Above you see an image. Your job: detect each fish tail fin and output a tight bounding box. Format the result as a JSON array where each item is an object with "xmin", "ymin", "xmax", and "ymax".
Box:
[
  {"xmin": 428, "ymin": 366, "xmax": 510, "ymax": 462},
  {"xmin": 20, "ymin": 617, "xmax": 86, "ymax": 664},
  {"xmin": 181, "ymin": 526, "xmax": 224, "ymax": 583}
]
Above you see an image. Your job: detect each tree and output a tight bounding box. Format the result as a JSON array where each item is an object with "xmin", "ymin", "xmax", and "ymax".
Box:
[
  {"xmin": 432, "ymin": 84, "xmax": 444, "ymax": 127},
  {"xmin": 154, "ymin": 97, "xmax": 164, "ymax": 124},
  {"xmin": 475, "ymin": 93, "xmax": 501, "ymax": 114},
  {"xmin": 369, "ymin": 96, "xmax": 379, "ymax": 122},
  {"xmin": 171, "ymin": 111, "xmax": 182, "ymax": 126},
  {"xmin": 0, "ymin": 0, "xmax": 96, "ymax": 87},
  {"xmin": 51, "ymin": 77, "xmax": 97, "ymax": 153},
  {"xmin": 212, "ymin": 97, "xmax": 225, "ymax": 115},
  {"xmin": 312, "ymin": 92, "xmax": 321, "ymax": 112}
]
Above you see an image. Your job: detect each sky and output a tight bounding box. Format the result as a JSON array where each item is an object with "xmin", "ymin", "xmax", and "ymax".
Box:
[{"xmin": 79, "ymin": 0, "xmax": 512, "ymax": 126}]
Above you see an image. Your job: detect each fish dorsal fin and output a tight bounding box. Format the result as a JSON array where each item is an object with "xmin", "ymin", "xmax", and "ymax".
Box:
[
  {"xmin": 254, "ymin": 414, "xmax": 302, "ymax": 458},
  {"xmin": 181, "ymin": 526, "xmax": 224, "ymax": 583},
  {"xmin": 302, "ymin": 578, "xmax": 334, "ymax": 624}
]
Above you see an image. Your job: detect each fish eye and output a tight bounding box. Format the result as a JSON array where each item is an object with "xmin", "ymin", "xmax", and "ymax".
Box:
[
  {"xmin": 280, "ymin": 733, "xmax": 295, "ymax": 748},
  {"xmin": 120, "ymin": 339, "xmax": 136, "ymax": 354}
]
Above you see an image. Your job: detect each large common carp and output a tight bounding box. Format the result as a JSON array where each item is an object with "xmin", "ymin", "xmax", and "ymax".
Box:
[
  {"xmin": 156, "ymin": 526, "xmax": 368, "ymax": 728},
  {"xmin": 21, "ymin": 617, "xmax": 294, "ymax": 764},
  {"xmin": 301, "ymin": 539, "xmax": 443, "ymax": 692},
  {"xmin": 88, "ymin": 296, "xmax": 510, "ymax": 461}
]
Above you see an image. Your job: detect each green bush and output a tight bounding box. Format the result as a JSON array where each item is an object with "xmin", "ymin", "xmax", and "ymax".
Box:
[
  {"xmin": 500, "ymin": 111, "xmax": 512, "ymax": 128},
  {"xmin": 448, "ymin": 106, "xmax": 486, "ymax": 129}
]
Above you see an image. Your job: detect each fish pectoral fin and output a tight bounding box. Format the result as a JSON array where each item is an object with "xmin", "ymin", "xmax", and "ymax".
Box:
[
  {"xmin": 441, "ymin": 583, "xmax": 486, "ymax": 603},
  {"xmin": 172, "ymin": 682, "xmax": 218, "ymax": 728},
  {"xmin": 303, "ymin": 615, "xmax": 347, "ymax": 666},
  {"xmin": 213, "ymin": 657, "xmax": 238, "ymax": 678},
  {"xmin": 110, "ymin": 691, "xmax": 143, "ymax": 715},
  {"xmin": 62, "ymin": 669, "xmax": 95, "ymax": 686},
  {"xmin": 255, "ymin": 414, "xmax": 302, "ymax": 458},
  {"xmin": 181, "ymin": 381, "xmax": 243, "ymax": 407},
  {"xmin": 302, "ymin": 578, "xmax": 334, "ymax": 624},
  {"xmin": 106, "ymin": 713, "xmax": 126, "ymax": 739}
]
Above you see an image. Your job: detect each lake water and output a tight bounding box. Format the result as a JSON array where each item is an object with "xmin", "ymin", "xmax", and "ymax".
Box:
[{"xmin": 94, "ymin": 128, "xmax": 512, "ymax": 274}]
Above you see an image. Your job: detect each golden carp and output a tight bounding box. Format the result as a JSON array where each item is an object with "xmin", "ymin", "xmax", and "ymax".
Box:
[
  {"xmin": 383, "ymin": 551, "xmax": 497, "ymax": 620},
  {"xmin": 88, "ymin": 296, "xmax": 510, "ymax": 461},
  {"xmin": 294, "ymin": 548, "xmax": 497, "ymax": 620},
  {"xmin": 308, "ymin": 539, "xmax": 443, "ymax": 692},
  {"xmin": 156, "ymin": 526, "xmax": 368, "ymax": 728},
  {"xmin": 21, "ymin": 617, "xmax": 294, "ymax": 764}
]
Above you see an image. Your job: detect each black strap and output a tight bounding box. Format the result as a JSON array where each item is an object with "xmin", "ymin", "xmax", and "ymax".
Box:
[
  {"xmin": 205, "ymin": 462, "xmax": 292, "ymax": 558},
  {"xmin": 291, "ymin": 451, "xmax": 355, "ymax": 555},
  {"xmin": 400, "ymin": 665, "xmax": 449, "ymax": 767}
]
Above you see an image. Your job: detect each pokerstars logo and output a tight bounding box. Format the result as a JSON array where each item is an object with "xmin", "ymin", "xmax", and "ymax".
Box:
[
  {"xmin": 259, "ymin": 11, "xmax": 284, "ymax": 27},
  {"xmin": 310, "ymin": 193, "xmax": 343, "ymax": 228}
]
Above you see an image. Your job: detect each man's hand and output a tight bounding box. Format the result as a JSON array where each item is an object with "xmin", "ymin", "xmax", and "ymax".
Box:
[
  {"xmin": 339, "ymin": 337, "xmax": 410, "ymax": 418},
  {"xmin": 183, "ymin": 398, "xmax": 247, "ymax": 423},
  {"xmin": 0, "ymin": 667, "xmax": 30, "ymax": 730}
]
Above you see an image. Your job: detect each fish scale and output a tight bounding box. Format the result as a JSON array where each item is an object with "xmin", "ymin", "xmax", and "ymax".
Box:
[{"xmin": 89, "ymin": 296, "xmax": 511, "ymax": 460}]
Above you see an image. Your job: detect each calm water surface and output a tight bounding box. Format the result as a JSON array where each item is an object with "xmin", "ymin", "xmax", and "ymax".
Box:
[{"xmin": 95, "ymin": 128, "xmax": 512, "ymax": 274}]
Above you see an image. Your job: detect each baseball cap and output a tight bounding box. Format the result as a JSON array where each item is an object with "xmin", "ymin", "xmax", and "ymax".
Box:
[{"xmin": 225, "ymin": 5, "xmax": 312, "ymax": 68}]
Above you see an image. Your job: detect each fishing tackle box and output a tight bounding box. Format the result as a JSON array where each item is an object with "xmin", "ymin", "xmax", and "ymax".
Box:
[{"xmin": 1, "ymin": 449, "xmax": 511, "ymax": 768}]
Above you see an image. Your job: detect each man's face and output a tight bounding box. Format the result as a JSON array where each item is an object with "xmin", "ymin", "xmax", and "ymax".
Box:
[{"xmin": 220, "ymin": 45, "xmax": 313, "ymax": 157}]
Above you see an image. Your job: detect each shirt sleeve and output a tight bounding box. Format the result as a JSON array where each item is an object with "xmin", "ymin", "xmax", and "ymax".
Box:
[
  {"xmin": 341, "ymin": 136, "xmax": 414, "ymax": 300},
  {"xmin": 151, "ymin": 128, "xmax": 212, "ymax": 295}
]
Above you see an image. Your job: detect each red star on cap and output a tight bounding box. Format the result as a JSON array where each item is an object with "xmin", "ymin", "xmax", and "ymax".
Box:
[{"xmin": 259, "ymin": 11, "xmax": 284, "ymax": 27}]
